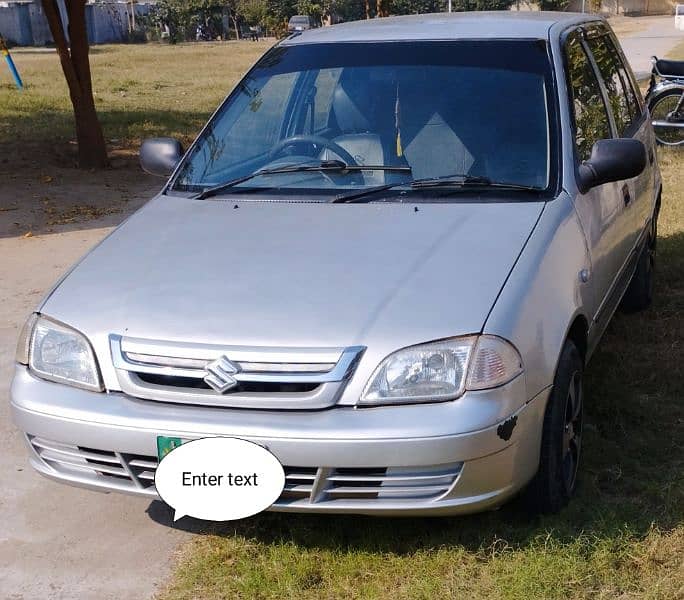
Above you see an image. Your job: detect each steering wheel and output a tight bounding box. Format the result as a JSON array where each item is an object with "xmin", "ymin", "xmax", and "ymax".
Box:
[{"xmin": 268, "ymin": 134, "xmax": 360, "ymax": 166}]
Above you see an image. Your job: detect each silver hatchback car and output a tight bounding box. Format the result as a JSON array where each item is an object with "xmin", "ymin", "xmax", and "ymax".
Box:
[{"xmin": 12, "ymin": 12, "xmax": 660, "ymax": 516}]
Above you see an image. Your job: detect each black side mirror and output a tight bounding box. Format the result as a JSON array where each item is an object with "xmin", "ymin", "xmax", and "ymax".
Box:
[
  {"xmin": 140, "ymin": 137, "xmax": 184, "ymax": 178},
  {"xmin": 578, "ymin": 138, "xmax": 646, "ymax": 194}
]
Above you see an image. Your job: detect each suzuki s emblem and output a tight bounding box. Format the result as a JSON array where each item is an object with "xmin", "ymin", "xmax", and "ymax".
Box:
[{"xmin": 204, "ymin": 356, "xmax": 239, "ymax": 393}]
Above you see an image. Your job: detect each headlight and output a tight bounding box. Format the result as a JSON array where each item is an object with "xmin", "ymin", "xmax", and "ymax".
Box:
[
  {"xmin": 17, "ymin": 314, "xmax": 103, "ymax": 392},
  {"xmin": 360, "ymin": 335, "xmax": 522, "ymax": 406}
]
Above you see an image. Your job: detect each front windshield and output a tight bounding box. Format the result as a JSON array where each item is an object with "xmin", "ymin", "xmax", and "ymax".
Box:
[{"xmin": 172, "ymin": 41, "xmax": 556, "ymax": 195}]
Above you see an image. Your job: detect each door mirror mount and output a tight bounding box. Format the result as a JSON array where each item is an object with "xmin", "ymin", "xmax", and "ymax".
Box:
[
  {"xmin": 140, "ymin": 137, "xmax": 184, "ymax": 178},
  {"xmin": 577, "ymin": 138, "xmax": 646, "ymax": 194}
]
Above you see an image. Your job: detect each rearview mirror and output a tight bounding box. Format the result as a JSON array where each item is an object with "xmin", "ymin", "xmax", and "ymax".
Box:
[
  {"xmin": 577, "ymin": 138, "xmax": 646, "ymax": 194},
  {"xmin": 140, "ymin": 137, "xmax": 184, "ymax": 178}
]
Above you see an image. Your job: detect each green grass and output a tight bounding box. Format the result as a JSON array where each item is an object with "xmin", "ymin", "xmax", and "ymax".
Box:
[
  {"xmin": 159, "ymin": 525, "xmax": 683, "ymax": 599},
  {"xmin": 158, "ymin": 146, "xmax": 683, "ymax": 599},
  {"xmin": 0, "ymin": 42, "xmax": 273, "ymax": 157},
  {"xmin": 1, "ymin": 42, "xmax": 682, "ymax": 600},
  {"xmin": 155, "ymin": 41, "xmax": 684, "ymax": 600}
]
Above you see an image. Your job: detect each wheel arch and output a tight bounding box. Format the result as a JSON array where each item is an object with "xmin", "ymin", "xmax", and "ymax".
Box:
[{"xmin": 565, "ymin": 313, "xmax": 589, "ymax": 366}]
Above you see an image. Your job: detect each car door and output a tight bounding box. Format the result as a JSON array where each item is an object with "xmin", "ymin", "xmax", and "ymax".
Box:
[
  {"xmin": 562, "ymin": 29, "xmax": 634, "ymax": 332},
  {"xmin": 582, "ymin": 25, "xmax": 655, "ymax": 257}
]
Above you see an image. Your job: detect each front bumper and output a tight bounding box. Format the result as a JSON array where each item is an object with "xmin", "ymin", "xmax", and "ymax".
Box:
[{"xmin": 11, "ymin": 367, "xmax": 549, "ymax": 516}]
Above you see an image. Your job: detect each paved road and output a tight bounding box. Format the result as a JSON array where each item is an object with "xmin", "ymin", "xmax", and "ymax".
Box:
[
  {"xmin": 617, "ymin": 16, "xmax": 684, "ymax": 79},
  {"xmin": 0, "ymin": 16, "xmax": 681, "ymax": 600},
  {"xmin": 0, "ymin": 221, "xmax": 188, "ymax": 599}
]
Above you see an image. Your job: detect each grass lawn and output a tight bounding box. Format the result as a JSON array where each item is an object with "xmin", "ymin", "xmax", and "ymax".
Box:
[
  {"xmin": 1, "ymin": 41, "xmax": 274, "ymax": 162},
  {"xmin": 1, "ymin": 42, "xmax": 683, "ymax": 599}
]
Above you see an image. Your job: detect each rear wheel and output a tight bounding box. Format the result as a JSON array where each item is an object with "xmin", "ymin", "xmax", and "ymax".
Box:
[
  {"xmin": 525, "ymin": 340, "xmax": 583, "ymax": 514},
  {"xmin": 649, "ymin": 89, "xmax": 684, "ymax": 146}
]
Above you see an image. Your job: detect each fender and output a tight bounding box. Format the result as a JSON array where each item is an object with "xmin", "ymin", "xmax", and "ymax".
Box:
[
  {"xmin": 482, "ymin": 192, "xmax": 592, "ymax": 403},
  {"xmin": 646, "ymin": 80, "xmax": 684, "ymax": 107}
]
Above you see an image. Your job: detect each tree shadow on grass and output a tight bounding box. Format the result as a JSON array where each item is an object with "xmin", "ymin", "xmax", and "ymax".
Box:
[
  {"xmin": 0, "ymin": 106, "xmax": 209, "ymax": 238},
  {"xmin": 146, "ymin": 231, "xmax": 683, "ymax": 555},
  {"xmin": 0, "ymin": 106, "xmax": 208, "ymax": 159}
]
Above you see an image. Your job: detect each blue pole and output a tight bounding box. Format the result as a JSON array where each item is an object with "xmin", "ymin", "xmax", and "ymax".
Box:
[{"xmin": 1, "ymin": 39, "xmax": 23, "ymax": 90}]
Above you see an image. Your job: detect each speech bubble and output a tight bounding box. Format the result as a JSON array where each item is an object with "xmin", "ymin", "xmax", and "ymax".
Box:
[{"xmin": 154, "ymin": 437, "xmax": 285, "ymax": 521}]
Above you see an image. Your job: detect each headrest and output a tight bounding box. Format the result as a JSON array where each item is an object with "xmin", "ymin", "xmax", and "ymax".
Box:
[
  {"xmin": 332, "ymin": 79, "xmax": 372, "ymax": 133},
  {"xmin": 332, "ymin": 70, "xmax": 397, "ymax": 134}
]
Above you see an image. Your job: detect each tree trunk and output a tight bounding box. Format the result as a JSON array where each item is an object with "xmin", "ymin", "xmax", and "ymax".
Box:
[
  {"xmin": 365, "ymin": 0, "xmax": 371, "ymax": 19},
  {"xmin": 41, "ymin": 0, "xmax": 108, "ymax": 168},
  {"xmin": 376, "ymin": 0, "xmax": 390, "ymax": 17}
]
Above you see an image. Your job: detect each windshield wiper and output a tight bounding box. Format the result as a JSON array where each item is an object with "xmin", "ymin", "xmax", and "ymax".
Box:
[
  {"xmin": 193, "ymin": 160, "xmax": 411, "ymax": 200},
  {"xmin": 410, "ymin": 174, "xmax": 542, "ymax": 192},
  {"xmin": 332, "ymin": 173, "xmax": 542, "ymax": 204}
]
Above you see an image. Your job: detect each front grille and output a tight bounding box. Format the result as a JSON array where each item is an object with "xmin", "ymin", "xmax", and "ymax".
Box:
[
  {"xmin": 324, "ymin": 465, "xmax": 462, "ymax": 501},
  {"xmin": 29, "ymin": 436, "xmax": 463, "ymax": 505},
  {"xmin": 29, "ymin": 436, "xmax": 157, "ymax": 490},
  {"xmin": 110, "ymin": 335, "xmax": 365, "ymax": 410},
  {"xmin": 136, "ymin": 373, "xmax": 320, "ymax": 394},
  {"xmin": 280, "ymin": 467, "xmax": 318, "ymax": 500}
]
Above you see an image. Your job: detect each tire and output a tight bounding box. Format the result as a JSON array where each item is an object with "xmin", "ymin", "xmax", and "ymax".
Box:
[
  {"xmin": 649, "ymin": 89, "xmax": 684, "ymax": 146},
  {"xmin": 524, "ymin": 340, "xmax": 583, "ymax": 514},
  {"xmin": 621, "ymin": 217, "xmax": 657, "ymax": 312}
]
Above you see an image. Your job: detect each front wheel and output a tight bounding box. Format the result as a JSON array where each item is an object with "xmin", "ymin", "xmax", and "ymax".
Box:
[
  {"xmin": 649, "ymin": 89, "xmax": 684, "ymax": 146},
  {"xmin": 524, "ymin": 340, "xmax": 584, "ymax": 514}
]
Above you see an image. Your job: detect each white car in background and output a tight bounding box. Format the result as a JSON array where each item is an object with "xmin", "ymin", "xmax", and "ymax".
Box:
[{"xmin": 676, "ymin": 4, "xmax": 684, "ymax": 31}]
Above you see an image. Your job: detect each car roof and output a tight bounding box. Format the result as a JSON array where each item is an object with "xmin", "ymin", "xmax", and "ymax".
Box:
[{"xmin": 281, "ymin": 11, "xmax": 604, "ymax": 44}]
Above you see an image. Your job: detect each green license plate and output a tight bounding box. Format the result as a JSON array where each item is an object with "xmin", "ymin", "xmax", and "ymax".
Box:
[
  {"xmin": 156, "ymin": 436, "xmax": 268, "ymax": 462},
  {"xmin": 156, "ymin": 436, "xmax": 185, "ymax": 461}
]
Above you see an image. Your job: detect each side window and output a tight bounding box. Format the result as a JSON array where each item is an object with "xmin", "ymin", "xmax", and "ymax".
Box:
[
  {"xmin": 586, "ymin": 34, "xmax": 639, "ymax": 135},
  {"xmin": 609, "ymin": 34, "xmax": 644, "ymax": 113},
  {"xmin": 564, "ymin": 32, "xmax": 611, "ymax": 162}
]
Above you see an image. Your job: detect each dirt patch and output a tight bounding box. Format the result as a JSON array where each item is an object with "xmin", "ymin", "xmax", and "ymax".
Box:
[
  {"xmin": 0, "ymin": 145, "xmax": 159, "ymax": 239},
  {"xmin": 608, "ymin": 16, "xmax": 652, "ymax": 37}
]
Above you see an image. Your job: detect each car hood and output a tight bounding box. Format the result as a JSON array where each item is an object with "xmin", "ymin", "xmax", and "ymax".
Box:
[{"xmin": 42, "ymin": 194, "xmax": 543, "ymax": 352}]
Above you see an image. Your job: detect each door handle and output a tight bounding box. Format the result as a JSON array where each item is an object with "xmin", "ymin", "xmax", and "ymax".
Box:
[{"xmin": 621, "ymin": 184, "xmax": 631, "ymax": 206}]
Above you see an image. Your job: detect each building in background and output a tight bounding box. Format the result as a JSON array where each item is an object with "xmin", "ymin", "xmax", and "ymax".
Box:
[
  {"xmin": 0, "ymin": 0, "xmax": 155, "ymax": 46},
  {"xmin": 0, "ymin": 0, "xmax": 52, "ymax": 45},
  {"xmin": 564, "ymin": 0, "xmax": 676, "ymax": 14},
  {"xmin": 2, "ymin": 0, "xmax": 681, "ymax": 47}
]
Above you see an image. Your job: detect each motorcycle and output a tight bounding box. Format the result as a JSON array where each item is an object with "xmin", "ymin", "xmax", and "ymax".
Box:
[{"xmin": 646, "ymin": 56, "xmax": 684, "ymax": 146}]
